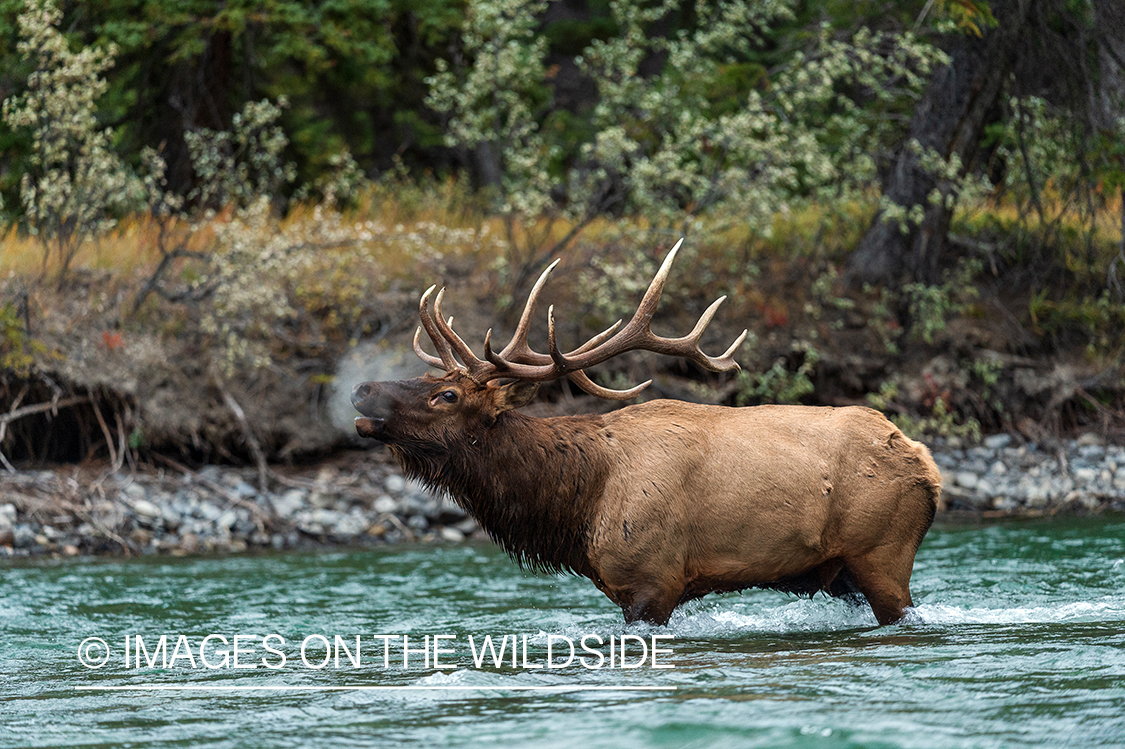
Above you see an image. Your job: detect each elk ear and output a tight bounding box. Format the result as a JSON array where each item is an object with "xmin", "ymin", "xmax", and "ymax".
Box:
[{"xmin": 493, "ymin": 380, "xmax": 540, "ymax": 413}]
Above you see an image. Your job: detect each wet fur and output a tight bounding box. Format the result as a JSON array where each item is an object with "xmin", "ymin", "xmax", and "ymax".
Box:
[
  {"xmin": 354, "ymin": 375, "xmax": 942, "ymax": 626},
  {"xmin": 389, "ymin": 411, "xmax": 610, "ymax": 575}
]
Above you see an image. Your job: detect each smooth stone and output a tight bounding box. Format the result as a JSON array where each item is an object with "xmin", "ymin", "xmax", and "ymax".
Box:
[
  {"xmin": 132, "ymin": 499, "xmax": 162, "ymax": 518},
  {"xmin": 440, "ymin": 527, "xmax": 465, "ymax": 542},
  {"xmin": 955, "ymin": 472, "xmax": 980, "ymax": 490},
  {"xmin": 983, "ymin": 434, "xmax": 1012, "ymax": 449}
]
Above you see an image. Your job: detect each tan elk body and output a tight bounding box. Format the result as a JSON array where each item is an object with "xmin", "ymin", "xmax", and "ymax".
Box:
[{"xmin": 352, "ymin": 241, "xmax": 942, "ymax": 625}]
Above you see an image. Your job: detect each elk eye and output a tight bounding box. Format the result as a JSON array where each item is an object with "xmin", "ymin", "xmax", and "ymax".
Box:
[{"xmin": 439, "ymin": 390, "xmax": 458, "ymax": 403}]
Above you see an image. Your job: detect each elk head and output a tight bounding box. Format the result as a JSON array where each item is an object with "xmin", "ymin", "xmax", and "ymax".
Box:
[{"xmin": 351, "ymin": 239, "xmax": 747, "ymax": 442}]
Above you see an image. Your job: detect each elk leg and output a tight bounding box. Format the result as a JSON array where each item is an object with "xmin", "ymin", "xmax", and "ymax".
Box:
[
  {"xmin": 844, "ymin": 550, "xmax": 915, "ymax": 626},
  {"xmin": 619, "ymin": 585, "xmax": 682, "ymax": 626},
  {"xmin": 821, "ymin": 562, "xmax": 868, "ymax": 607}
]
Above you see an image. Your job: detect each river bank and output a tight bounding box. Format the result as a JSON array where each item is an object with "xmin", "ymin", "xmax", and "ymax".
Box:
[{"xmin": 1, "ymin": 433, "xmax": 1124, "ymax": 560}]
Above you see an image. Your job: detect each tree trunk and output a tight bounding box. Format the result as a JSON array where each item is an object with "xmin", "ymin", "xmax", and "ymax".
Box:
[
  {"xmin": 845, "ymin": 0, "xmax": 1033, "ymax": 288},
  {"xmin": 1092, "ymin": 0, "xmax": 1125, "ymax": 131}
]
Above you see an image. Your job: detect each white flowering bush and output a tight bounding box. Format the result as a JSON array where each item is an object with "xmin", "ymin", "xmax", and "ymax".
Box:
[
  {"xmin": 428, "ymin": 0, "xmax": 947, "ymax": 253},
  {"xmin": 426, "ymin": 0, "xmax": 553, "ymax": 217},
  {"xmin": 183, "ymin": 97, "xmax": 297, "ymax": 211},
  {"xmin": 2, "ymin": 0, "xmax": 143, "ymax": 282}
]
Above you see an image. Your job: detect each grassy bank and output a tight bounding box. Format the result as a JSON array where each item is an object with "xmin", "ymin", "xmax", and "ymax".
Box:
[{"xmin": 1, "ymin": 184, "xmax": 1124, "ymax": 473}]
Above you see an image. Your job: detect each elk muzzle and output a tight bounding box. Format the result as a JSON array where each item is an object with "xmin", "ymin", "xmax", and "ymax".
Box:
[{"xmin": 351, "ymin": 381, "xmax": 392, "ymax": 439}]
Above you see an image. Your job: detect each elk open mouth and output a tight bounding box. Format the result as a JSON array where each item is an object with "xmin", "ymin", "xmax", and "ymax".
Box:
[{"xmin": 354, "ymin": 416, "xmax": 385, "ymax": 439}]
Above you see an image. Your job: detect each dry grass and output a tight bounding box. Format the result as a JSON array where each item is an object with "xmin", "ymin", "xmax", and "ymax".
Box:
[{"xmin": 2, "ymin": 185, "xmax": 1121, "ymax": 287}]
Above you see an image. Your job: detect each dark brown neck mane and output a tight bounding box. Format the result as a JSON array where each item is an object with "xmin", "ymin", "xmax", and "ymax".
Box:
[{"xmin": 388, "ymin": 412, "xmax": 610, "ymax": 574}]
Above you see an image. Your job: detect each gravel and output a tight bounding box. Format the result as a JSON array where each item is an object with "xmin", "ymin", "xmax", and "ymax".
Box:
[{"xmin": 930, "ymin": 434, "xmax": 1125, "ymax": 515}]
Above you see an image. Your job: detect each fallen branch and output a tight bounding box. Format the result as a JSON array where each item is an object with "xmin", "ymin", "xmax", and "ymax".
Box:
[
  {"xmin": 0, "ymin": 394, "xmax": 90, "ymax": 427},
  {"xmin": 217, "ymin": 386, "xmax": 269, "ymax": 494},
  {"xmin": 90, "ymin": 397, "xmax": 121, "ymax": 473},
  {"xmin": 0, "ymin": 384, "xmax": 30, "ymax": 473}
]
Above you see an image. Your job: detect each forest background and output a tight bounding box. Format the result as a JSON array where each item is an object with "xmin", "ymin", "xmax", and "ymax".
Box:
[{"xmin": 1, "ymin": 0, "xmax": 1123, "ymax": 471}]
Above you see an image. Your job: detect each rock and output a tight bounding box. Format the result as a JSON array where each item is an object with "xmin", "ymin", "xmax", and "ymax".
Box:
[
  {"xmin": 199, "ymin": 466, "xmax": 223, "ymax": 483},
  {"xmin": 132, "ymin": 499, "xmax": 162, "ymax": 518},
  {"xmin": 992, "ymin": 496, "xmax": 1019, "ymax": 511},
  {"xmin": 309, "ymin": 490, "xmax": 337, "ymax": 509},
  {"xmin": 129, "ymin": 528, "xmax": 152, "ymax": 544},
  {"xmin": 1073, "ymin": 467, "xmax": 1098, "ymax": 484},
  {"xmin": 0, "ymin": 503, "xmax": 17, "ymax": 527},
  {"xmin": 273, "ymin": 489, "xmax": 306, "ymax": 517},
  {"xmin": 198, "ymin": 502, "xmax": 222, "ymax": 521},
  {"xmin": 385, "ymin": 474, "xmax": 407, "ymax": 494},
  {"xmin": 955, "ymin": 472, "xmax": 979, "ymax": 490},
  {"xmin": 230, "ymin": 481, "xmax": 257, "ymax": 498},
  {"xmin": 440, "ymin": 527, "xmax": 465, "ymax": 543},
  {"xmin": 333, "ymin": 514, "xmax": 367, "ymax": 537},
  {"xmin": 13, "ymin": 524, "xmax": 36, "ymax": 548},
  {"xmin": 436, "ymin": 496, "xmax": 468, "ymax": 522},
  {"xmin": 1065, "ymin": 490, "xmax": 1101, "ymax": 511},
  {"xmin": 373, "ymin": 495, "xmax": 398, "ymax": 514},
  {"xmin": 989, "ymin": 461, "xmax": 1008, "ymax": 475},
  {"xmin": 160, "ymin": 506, "xmax": 181, "ymax": 531},
  {"xmin": 1077, "ymin": 444, "xmax": 1105, "ymax": 460},
  {"xmin": 215, "ymin": 510, "xmax": 238, "ymax": 530},
  {"xmin": 310, "ymin": 508, "xmax": 341, "ymax": 526},
  {"xmin": 1026, "ymin": 488, "xmax": 1050, "ymax": 508},
  {"xmin": 1075, "ymin": 433, "xmax": 1101, "ymax": 447},
  {"xmin": 983, "ymin": 434, "xmax": 1012, "ymax": 450}
]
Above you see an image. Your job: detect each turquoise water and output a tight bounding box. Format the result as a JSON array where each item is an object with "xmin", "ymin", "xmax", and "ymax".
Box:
[{"xmin": 2, "ymin": 517, "xmax": 1124, "ymax": 748}]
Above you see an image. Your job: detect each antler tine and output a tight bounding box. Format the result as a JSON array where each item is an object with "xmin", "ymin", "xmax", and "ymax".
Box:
[
  {"xmin": 660, "ymin": 295, "xmax": 747, "ymax": 372},
  {"xmin": 417, "ymin": 285, "xmax": 462, "ymax": 372},
  {"xmin": 546, "ymin": 239, "xmax": 745, "ymax": 375},
  {"xmin": 567, "ymin": 371, "xmax": 652, "ymax": 400},
  {"xmin": 413, "ymin": 327, "xmax": 445, "ymax": 369},
  {"xmin": 628, "ymin": 237, "xmax": 683, "ymax": 330},
  {"xmin": 482, "ymin": 328, "xmax": 523, "ymax": 377},
  {"xmin": 433, "ymin": 288, "xmax": 490, "ymax": 375},
  {"xmin": 568, "ymin": 319, "xmax": 622, "ymax": 356},
  {"xmin": 498, "ymin": 258, "xmax": 560, "ymax": 363}
]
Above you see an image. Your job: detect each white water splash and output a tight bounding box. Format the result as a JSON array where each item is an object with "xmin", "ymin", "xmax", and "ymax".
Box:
[{"xmin": 910, "ymin": 599, "xmax": 1124, "ymax": 625}]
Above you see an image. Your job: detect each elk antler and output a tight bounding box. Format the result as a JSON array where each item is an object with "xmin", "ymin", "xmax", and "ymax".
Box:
[{"xmin": 413, "ymin": 239, "xmax": 747, "ymax": 399}]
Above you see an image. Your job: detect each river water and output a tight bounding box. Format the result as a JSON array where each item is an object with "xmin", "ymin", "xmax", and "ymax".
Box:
[{"xmin": 2, "ymin": 516, "xmax": 1123, "ymax": 748}]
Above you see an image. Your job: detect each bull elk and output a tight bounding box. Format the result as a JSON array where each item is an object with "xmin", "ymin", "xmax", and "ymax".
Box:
[{"xmin": 351, "ymin": 240, "xmax": 942, "ymax": 626}]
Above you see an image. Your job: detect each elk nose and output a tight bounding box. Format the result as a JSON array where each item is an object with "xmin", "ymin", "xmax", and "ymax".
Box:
[{"xmin": 351, "ymin": 382, "xmax": 376, "ymax": 409}]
